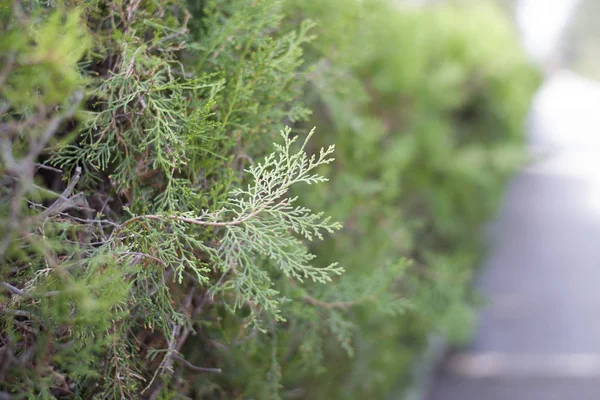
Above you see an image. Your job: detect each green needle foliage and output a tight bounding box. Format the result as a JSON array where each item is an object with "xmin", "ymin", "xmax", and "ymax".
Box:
[
  {"xmin": 0, "ymin": 0, "xmax": 339, "ymax": 398},
  {"xmin": 1, "ymin": 0, "xmax": 538, "ymax": 399}
]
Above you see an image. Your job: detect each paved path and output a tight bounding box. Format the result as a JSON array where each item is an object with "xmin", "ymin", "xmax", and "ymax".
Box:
[{"xmin": 428, "ymin": 71, "xmax": 600, "ymax": 400}]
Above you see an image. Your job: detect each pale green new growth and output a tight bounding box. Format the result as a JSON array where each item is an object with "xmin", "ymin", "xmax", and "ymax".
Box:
[{"xmin": 119, "ymin": 127, "xmax": 342, "ymax": 324}]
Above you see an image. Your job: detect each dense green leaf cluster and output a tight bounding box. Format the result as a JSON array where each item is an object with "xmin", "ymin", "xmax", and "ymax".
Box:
[{"xmin": 0, "ymin": 0, "xmax": 538, "ymax": 398}]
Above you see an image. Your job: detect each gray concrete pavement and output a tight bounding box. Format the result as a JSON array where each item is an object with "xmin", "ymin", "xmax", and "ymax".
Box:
[
  {"xmin": 428, "ymin": 167, "xmax": 600, "ymax": 400},
  {"xmin": 430, "ymin": 376, "xmax": 600, "ymax": 400},
  {"xmin": 475, "ymin": 170, "xmax": 600, "ymax": 355}
]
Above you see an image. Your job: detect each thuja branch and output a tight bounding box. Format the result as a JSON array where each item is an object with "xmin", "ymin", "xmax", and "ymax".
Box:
[
  {"xmin": 116, "ymin": 206, "xmax": 265, "ymax": 234},
  {"xmin": 116, "ymin": 127, "xmax": 336, "ymax": 237},
  {"xmin": 112, "ymin": 127, "xmax": 342, "ymax": 323},
  {"xmin": 115, "ymin": 126, "xmax": 339, "ymax": 243}
]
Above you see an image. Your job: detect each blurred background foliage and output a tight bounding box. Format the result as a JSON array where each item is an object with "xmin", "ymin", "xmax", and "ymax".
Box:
[
  {"xmin": 281, "ymin": 1, "xmax": 540, "ymax": 398},
  {"xmin": 0, "ymin": 0, "xmax": 539, "ymax": 398}
]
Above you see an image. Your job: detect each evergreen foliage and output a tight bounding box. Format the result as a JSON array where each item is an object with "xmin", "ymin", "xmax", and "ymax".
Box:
[
  {"xmin": 0, "ymin": 0, "xmax": 538, "ymax": 399},
  {"xmin": 280, "ymin": 1, "xmax": 540, "ymax": 398},
  {"xmin": 1, "ymin": 0, "xmax": 337, "ymax": 397}
]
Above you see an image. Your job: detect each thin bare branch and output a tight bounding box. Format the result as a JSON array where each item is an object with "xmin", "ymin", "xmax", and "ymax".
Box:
[
  {"xmin": 173, "ymin": 354, "xmax": 221, "ymax": 373},
  {"xmin": 40, "ymin": 166, "xmax": 82, "ymax": 218},
  {"xmin": 1, "ymin": 282, "xmax": 60, "ymax": 298}
]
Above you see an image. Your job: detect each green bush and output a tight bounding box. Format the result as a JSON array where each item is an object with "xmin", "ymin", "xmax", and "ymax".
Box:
[
  {"xmin": 1, "ymin": 1, "xmax": 335, "ymax": 397},
  {"xmin": 280, "ymin": 0, "xmax": 540, "ymax": 398},
  {"xmin": 0, "ymin": 0, "xmax": 538, "ymax": 399}
]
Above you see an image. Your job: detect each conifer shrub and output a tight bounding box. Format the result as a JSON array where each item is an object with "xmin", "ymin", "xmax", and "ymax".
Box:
[
  {"xmin": 1, "ymin": 0, "xmax": 339, "ymax": 398},
  {"xmin": 0, "ymin": 0, "xmax": 538, "ymax": 399},
  {"xmin": 279, "ymin": 0, "xmax": 541, "ymax": 398}
]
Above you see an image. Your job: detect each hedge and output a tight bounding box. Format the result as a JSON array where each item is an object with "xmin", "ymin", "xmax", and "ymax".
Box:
[
  {"xmin": 0, "ymin": 0, "xmax": 538, "ymax": 398},
  {"xmin": 283, "ymin": 1, "xmax": 540, "ymax": 397}
]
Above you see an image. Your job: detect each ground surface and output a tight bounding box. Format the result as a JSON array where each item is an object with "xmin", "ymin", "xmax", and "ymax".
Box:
[{"xmin": 429, "ymin": 164, "xmax": 600, "ymax": 399}]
